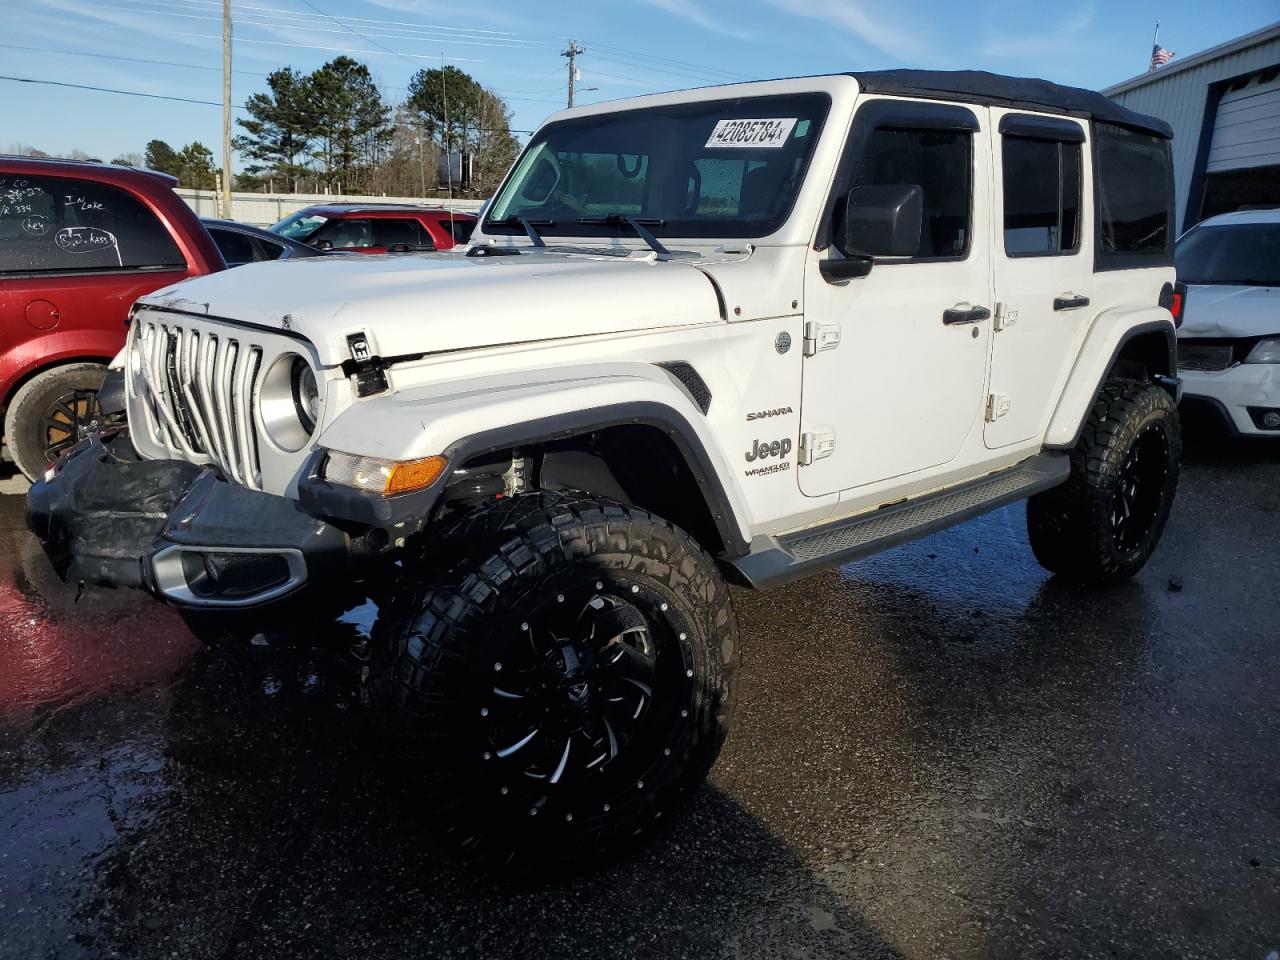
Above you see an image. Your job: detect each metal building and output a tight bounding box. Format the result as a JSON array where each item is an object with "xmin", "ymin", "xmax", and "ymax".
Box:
[{"xmin": 1104, "ymin": 21, "xmax": 1280, "ymax": 233}]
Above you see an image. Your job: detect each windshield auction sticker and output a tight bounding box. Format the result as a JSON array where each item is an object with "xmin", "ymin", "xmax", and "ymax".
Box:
[{"xmin": 705, "ymin": 118, "xmax": 797, "ymax": 149}]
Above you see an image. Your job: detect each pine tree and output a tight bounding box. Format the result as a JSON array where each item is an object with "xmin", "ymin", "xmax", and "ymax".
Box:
[{"xmin": 233, "ymin": 67, "xmax": 316, "ymax": 185}]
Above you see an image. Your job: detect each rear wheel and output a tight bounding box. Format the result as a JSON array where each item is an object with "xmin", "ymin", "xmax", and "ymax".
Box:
[
  {"xmin": 1027, "ymin": 379, "xmax": 1180, "ymax": 584},
  {"xmin": 4, "ymin": 363, "xmax": 106, "ymax": 481},
  {"xmin": 370, "ymin": 492, "xmax": 739, "ymax": 872}
]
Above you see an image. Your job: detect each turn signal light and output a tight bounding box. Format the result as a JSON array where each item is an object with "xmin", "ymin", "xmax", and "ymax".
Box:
[
  {"xmin": 386, "ymin": 456, "xmax": 449, "ymax": 495},
  {"xmin": 324, "ymin": 451, "xmax": 448, "ymax": 496}
]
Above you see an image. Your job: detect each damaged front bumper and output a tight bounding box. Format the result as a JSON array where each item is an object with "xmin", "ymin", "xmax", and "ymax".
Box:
[{"xmin": 26, "ymin": 432, "xmax": 351, "ymax": 608}]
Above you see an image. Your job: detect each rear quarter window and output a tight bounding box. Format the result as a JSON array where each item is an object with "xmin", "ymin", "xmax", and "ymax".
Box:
[
  {"xmin": 1093, "ymin": 123, "xmax": 1174, "ymax": 270},
  {"xmin": 0, "ymin": 174, "xmax": 186, "ymax": 275}
]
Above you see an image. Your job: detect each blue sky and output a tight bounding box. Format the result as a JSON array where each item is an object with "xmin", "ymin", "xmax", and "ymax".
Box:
[{"xmin": 3, "ymin": 0, "xmax": 1276, "ymax": 166}]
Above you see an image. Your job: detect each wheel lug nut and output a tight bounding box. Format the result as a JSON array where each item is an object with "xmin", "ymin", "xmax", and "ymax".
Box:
[
  {"xmin": 480, "ymin": 708, "xmax": 489, "ymax": 717},
  {"xmin": 530, "ymin": 808, "xmax": 538, "ymax": 816},
  {"xmin": 521, "ymin": 622, "xmax": 529, "ymax": 631},
  {"xmin": 595, "ymin": 581, "xmax": 603, "ymax": 590},
  {"xmin": 500, "ymin": 786, "xmax": 509, "ymax": 795},
  {"xmin": 483, "ymin": 752, "xmax": 492, "ymax": 760},
  {"xmin": 631, "ymin": 585, "xmax": 639, "ymax": 594},
  {"xmin": 557, "ymin": 594, "xmax": 565, "ymax": 603},
  {"xmin": 603, "ymin": 803, "xmax": 611, "ymax": 812},
  {"xmin": 636, "ymin": 780, "xmax": 644, "ymax": 789},
  {"xmin": 494, "ymin": 662, "xmax": 502, "ymax": 671},
  {"xmin": 660, "ymin": 602, "xmax": 668, "ymax": 611},
  {"xmin": 681, "ymin": 709, "xmax": 688, "ymax": 717},
  {"xmin": 686, "ymin": 669, "xmax": 693, "ymax": 678},
  {"xmin": 664, "ymin": 748, "xmax": 671, "ymax": 756},
  {"xmin": 565, "ymin": 813, "xmax": 573, "ymax": 822},
  {"xmin": 679, "ymin": 632, "xmax": 687, "ymax": 641}
]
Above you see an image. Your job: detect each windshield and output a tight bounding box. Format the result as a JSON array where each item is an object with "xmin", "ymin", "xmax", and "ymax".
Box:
[
  {"xmin": 1176, "ymin": 222, "xmax": 1280, "ymax": 285},
  {"xmin": 486, "ymin": 93, "xmax": 830, "ymax": 240},
  {"xmin": 271, "ymin": 211, "xmax": 328, "ymax": 241}
]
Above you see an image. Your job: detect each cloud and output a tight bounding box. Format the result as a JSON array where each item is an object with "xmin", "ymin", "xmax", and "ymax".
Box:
[
  {"xmin": 979, "ymin": 0, "xmax": 1096, "ymax": 59},
  {"xmin": 638, "ymin": 0, "xmax": 752, "ymax": 40},
  {"xmin": 765, "ymin": 0, "xmax": 929, "ymax": 62}
]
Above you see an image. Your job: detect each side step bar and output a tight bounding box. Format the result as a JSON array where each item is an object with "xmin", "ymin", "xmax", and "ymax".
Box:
[{"xmin": 725, "ymin": 452, "xmax": 1070, "ymax": 589}]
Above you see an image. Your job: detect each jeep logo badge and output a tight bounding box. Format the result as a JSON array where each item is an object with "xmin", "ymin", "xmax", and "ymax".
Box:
[{"xmin": 745, "ymin": 437, "xmax": 793, "ymax": 462}]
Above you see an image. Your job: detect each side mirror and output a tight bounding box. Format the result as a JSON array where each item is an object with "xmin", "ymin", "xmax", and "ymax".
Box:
[
  {"xmin": 838, "ymin": 184, "xmax": 924, "ymax": 259},
  {"xmin": 313, "ymin": 239, "xmax": 334, "ymax": 251}
]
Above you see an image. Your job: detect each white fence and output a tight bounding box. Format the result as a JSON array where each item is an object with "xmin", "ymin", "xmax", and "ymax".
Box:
[{"xmin": 176, "ymin": 189, "xmax": 485, "ymax": 227}]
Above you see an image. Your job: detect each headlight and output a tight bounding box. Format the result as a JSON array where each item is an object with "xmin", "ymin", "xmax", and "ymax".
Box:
[
  {"xmin": 260, "ymin": 352, "xmax": 322, "ymax": 451},
  {"xmin": 1244, "ymin": 339, "xmax": 1280, "ymax": 364},
  {"xmin": 323, "ymin": 451, "xmax": 448, "ymax": 496},
  {"xmin": 291, "ymin": 357, "xmax": 321, "ymax": 433}
]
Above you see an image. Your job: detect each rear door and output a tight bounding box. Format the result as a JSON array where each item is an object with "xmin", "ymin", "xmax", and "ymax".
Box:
[{"xmin": 985, "ymin": 111, "xmax": 1094, "ymax": 448}]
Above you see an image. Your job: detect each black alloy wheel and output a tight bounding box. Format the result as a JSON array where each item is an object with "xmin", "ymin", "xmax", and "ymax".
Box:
[
  {"xmin": 479, "ymin": 580, "xmax": 690, "ymax": 816},
  {"xmin": 1110, "ymin": 421, "xmax": 1170, "ymax": 555}
]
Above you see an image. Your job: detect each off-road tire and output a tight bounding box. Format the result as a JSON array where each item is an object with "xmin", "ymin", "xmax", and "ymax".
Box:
[
  {"xmin": 369, "ymin": 491, "xmax": 740, "ymax": 872},
  {"xmin": 1028, "ymin": 379, "xmax": 1180, "ymax": 584},
  {"xmin": 4, "ymin": 363, "xmax": 107, "ymax": 481}
]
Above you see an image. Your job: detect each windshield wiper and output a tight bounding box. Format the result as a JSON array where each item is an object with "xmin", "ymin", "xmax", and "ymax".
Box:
[
  {"xmin": 484, "ymin": 215, "xmax": 551, "ymax": 247},
  {"xmin": 576, "ymin": 214, "xmax": 670, "ymax": 257}
]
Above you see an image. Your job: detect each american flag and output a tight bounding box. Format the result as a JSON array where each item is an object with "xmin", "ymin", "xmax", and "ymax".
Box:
[{"xmin": 1150, "ymin": 44, "xmax": 1175, "ymax": 69}]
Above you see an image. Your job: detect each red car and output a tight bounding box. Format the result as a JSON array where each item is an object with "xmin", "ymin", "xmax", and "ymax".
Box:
[
  {"xmin": 270, "ymin": 203, "xmax": 477, "ymax": 253},
  {"xmin": 0, "ymin": 157, "xmax": 225, "ymax": 480}
]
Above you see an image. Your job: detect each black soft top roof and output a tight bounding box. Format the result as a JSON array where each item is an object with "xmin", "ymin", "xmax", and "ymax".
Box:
[{"xmin": 847, "ymin": 70, "xmax": 1173, "ymax": 139}]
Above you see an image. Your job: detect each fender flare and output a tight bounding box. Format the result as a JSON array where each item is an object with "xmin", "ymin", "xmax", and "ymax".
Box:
[
  {"xmin": 1044, "ymin": 312, "xmax": 1177, "ymax": 449},
  {"xmin": 299, "ymin": 378, "xmax": 752, "ymax": 557},
  {"xmin": 0, "ymin": 330, "xmax": 124, "ymax": 407}
]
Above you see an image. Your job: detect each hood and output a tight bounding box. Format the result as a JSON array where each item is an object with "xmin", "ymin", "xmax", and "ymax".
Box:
[
  {"xmin": 1179, "ymin": 284, "xmax": 1280, "ymax": 339},
  {"xmin": 136, "ymin": 250, "xmax": 724, "ymax": 366}
]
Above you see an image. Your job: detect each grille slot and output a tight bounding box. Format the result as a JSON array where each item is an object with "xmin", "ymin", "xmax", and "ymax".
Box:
[
  {"xmin": 137, "ymin": 321, "xmax": 265, "ymax": 490},
  {"xmin": 1177, "ymin": 342, "xmax": 1235, "ymax": 373}
]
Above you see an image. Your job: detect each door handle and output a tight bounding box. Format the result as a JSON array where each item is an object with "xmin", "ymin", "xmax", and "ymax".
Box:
[
  {"xmin": 942, "ymin": 304, "xmax": 991, "ymax": 325},
  {"xmin": 1053, "ymin": 294, "xmax": 1090, "ymax": 311}
]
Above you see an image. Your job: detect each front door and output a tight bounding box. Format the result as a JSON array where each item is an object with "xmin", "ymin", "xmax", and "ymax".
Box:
[
  {"xmin": 799, "ymin": 98, "xmax": 994, "ymax": 497},
  {"xmin": 985, "ymin": 110, "xmax": 1094, "ymax": 448}
]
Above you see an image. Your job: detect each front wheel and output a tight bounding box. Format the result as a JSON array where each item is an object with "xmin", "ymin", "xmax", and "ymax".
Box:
[
  {"xmin": 370, "ymin": 493, "xmax": 739, "ymax": 871},
  {"xmin": 1028, "ymin": 379, "xmax": 1181, "ymax": 584}
]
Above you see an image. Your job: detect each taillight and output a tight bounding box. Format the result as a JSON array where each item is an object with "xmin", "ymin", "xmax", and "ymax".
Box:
[{"xmin": 1159, "ymin": 281, "xmax": 1186, "ymax": 327}]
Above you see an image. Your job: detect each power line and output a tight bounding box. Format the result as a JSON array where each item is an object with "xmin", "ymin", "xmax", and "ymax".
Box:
[
  {"xmin": 0, "ymin": 41, "xmax": 269, "ymax": 77},
  {"xmin": 0, "ymin": 73, "xmax": 247, "ymax": 108},
  {"xmin": 154, "ymin": 0, "xmax": 530, "ymax": 37}
]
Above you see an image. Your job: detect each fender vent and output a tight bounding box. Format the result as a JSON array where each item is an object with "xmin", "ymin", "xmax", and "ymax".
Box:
[{"xmin": 657, "ymin": 362, "xmax": 712, "ymax": 414}]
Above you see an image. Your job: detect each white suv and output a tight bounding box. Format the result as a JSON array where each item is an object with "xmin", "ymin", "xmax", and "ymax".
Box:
[
  {"xmin": 1175, "ymin": 208, "xmax": 1280, "ymax": 434},
  {"xmin": 28, "ymin": 70, "xmax": 1184, "ymax": 871}
]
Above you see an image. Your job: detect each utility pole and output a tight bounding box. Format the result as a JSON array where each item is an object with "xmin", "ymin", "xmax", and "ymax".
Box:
[
  {"xmin": 562, "ymin": 40, "xmax": 585, "ymax": 108},
  {"xmin": 221, "ymin": 0, "xmax": 232, "ymax": 218}
]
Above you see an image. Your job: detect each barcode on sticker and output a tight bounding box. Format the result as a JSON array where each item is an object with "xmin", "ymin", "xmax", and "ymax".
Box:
[{"xmin": 705, "ymin": 118, "xmax": 797, "ymax": 149}]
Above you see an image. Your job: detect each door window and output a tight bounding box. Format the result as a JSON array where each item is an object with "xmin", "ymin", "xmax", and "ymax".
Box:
[
  {"xmin": 0, "ymin": 175, "xmax": 185, "ymax": 275},
  {"xmin": 207, "ymin": 226, "xmax": 256, "ymax": 265},
  {"xmin": 1002, "ymin": 137, "xmax": 1082, "ymax": 256},
  {"xmin": 311, "ymin": 218, "xmax": 372, "ymax": 249},
  {"xmin": 372, "ymin": 218, "xmax": 432, "ymax": 249},
  {"xmin": 848, "ymin": 128, "xmax": 972, "ymax": 259}
]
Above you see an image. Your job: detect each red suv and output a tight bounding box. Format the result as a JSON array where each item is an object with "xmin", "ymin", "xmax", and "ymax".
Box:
[
  {"xmin": 1, "ymin": 157, "xmax": 224, "ymax": 480},
  {"xmin": 269, "ymin": 203, "xmax": 477, "ymax": 253}
]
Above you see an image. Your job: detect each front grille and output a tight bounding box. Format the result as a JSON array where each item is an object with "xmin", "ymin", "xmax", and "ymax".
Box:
[
  {"xmin": 1177, "ymin": 341, "xmax": 1236, "ymax": 373},
  {"xmin": 135, "ymin": 320, "xmax": 264, "ymax": 489}
]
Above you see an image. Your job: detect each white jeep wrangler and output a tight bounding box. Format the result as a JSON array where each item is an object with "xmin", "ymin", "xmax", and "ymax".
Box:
[{"xmin": 29, "ymin": 70, "xmax": 1184, "ymax": 869}]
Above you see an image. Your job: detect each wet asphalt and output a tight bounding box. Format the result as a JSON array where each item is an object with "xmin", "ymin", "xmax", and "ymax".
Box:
[{"xmin": 1, "ymin": 425, "xmax": 1278, "ymax": 960}]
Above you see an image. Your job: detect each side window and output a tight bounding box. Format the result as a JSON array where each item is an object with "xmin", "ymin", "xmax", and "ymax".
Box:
[
  {"xmin": 0, "ymin": 174, "xmax": 185, "ymax": 275},
  {"xmin": 1094, "ymin": 122, "xmax": 1173, "ymax": 268},
  {"xmin": 445, "ymin": 218, "xmax": 475, "ymax": 244},
  {"xmin": 254, "ymin": 237, "xmax": 285, "ymax": 261},
  {"xmin": 208, "ymin": 226, "xmax": 256, "ymax": 265},
  {"xmin": 850, "ymin": 128, "xmax": 971, "ymax": 259},
  {"xmin": 312, "ymin": 218, "xmax": 372, "ymax": 249},
  {"xmin": 1002, "ymin": 136, "xmax": 1082, "ymax": 256},
  {"xmin": 372, "ymin": 218, "xmax": 430, "ymax": 249}
]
